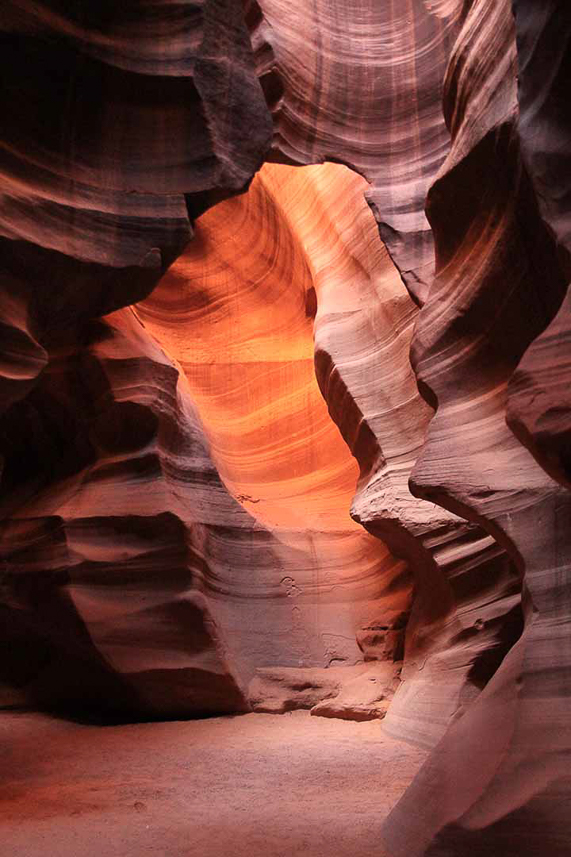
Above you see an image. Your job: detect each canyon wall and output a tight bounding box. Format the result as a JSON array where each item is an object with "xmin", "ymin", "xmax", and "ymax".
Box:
[
  {"xmin": 0, "ymin": 0, "xmax": 272, "ymax": 717},
  {"xmin": 382, "ymin": 2, "xmax": 571, "ymax": 854},
  {"xmin": 1, "ymin": 0, "xmax": 571, "ymax": 854}
]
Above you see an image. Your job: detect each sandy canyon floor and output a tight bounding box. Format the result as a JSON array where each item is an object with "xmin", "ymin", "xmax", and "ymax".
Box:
[{"xmin": 0, "ymin": 710, "xmax": 428, "ymax": 857}]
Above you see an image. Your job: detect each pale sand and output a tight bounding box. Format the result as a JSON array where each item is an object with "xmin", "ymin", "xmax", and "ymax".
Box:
[{"xmin": 0, "ymin": 710, "xmax": 427, "ymax": 857}]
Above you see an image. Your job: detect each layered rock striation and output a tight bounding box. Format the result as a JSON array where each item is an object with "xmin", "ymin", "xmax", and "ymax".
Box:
[
  {"xmin": 383, "ymin": 2, "xmax": 571, "ymax": 854},
  {"xmin": 0, "ymin": 0, "xmax": 272, "ymax": 716},
  {"xmin": 258, "ymin": 0, "xmax": 463, "ymax": 302},
  {"xmin": 135, "ymin": 163, "xmax": 410, "ymax": 692},
  {"xmin": 1, "ymin": 1, "xmax": 571, "ymax": 855}
]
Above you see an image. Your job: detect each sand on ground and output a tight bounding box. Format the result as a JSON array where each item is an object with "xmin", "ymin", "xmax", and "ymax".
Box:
[{"xmin": 0, "ymin": 709, "xmax": 427, "ymax": 857}]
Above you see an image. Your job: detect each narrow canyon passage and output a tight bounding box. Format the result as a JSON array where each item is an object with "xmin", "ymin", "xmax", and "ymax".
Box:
[
  {"xmin": 135, "ymin": 162, "xmax": 412, "ymax": 685},
  {"xmin": 0, "ymin": 163, "xmax": 430, "ymax": 857},
  {"xmin": 3, "ymin": 2, "xmax": 570, "ymax": 854}
]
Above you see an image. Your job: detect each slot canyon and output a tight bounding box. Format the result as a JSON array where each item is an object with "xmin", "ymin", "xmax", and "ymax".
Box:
[{"xmin": 0, "ymin": 2, "xmax": 570, "ymax": 856}]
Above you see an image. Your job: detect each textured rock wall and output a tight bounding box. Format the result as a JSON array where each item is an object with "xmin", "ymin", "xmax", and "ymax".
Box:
[
  {"xmin": 1, "ymin": 1, "xmax": 571, "ymax": 854},
  {"xmin": 507, "ymin": 1, "xmax": 571, "ymax": 489},
  {"xmin": 135, "ymin": 162, "xmax": 409, "ymax": 691},
  {"xmin": 1, "ymin": 308, "xmax": 251, "ymax": 716},
  {"xmin": 258, "ymin": 0, "xmax": 462, "ymax": 302},
  {"xmin": 383, "ymin": 1, "xmax": 571, "ymax": 854},
  {"xmin": 249, "ymin": 0, "xmax": 524, "ymax": 751},
  {"xmin": 0, "ymin": 0, "xmax": 272, "ymax": 715}
]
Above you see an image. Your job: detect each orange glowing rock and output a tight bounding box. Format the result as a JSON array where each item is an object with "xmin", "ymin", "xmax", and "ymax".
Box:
[
  {"xmin": 136, "ymin": 161, "xmax": 410, "ymax": 682},
  {"xmin": 137, "ymin": 164, "xmax": 363, "ymax": 534}
]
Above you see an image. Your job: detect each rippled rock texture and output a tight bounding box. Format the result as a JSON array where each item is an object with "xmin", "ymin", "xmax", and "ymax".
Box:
[
  {"xmin": 1, "ymin": 0, "xmax": 571, "ymax": 855},
  {"xmin": 382, "ymin": 2, "xmax": 571, "ymax": 855},
  {"xmin": 0, "ymin": 0, "xmax": 272, "ymax": 718}
]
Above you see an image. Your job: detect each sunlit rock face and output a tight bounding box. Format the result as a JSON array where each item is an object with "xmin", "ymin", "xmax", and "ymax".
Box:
[
  {"xmin": 1, "ymin": 1, "xmax": 571, "ymax": 854},
  {"xmin": 136, "ymin": 163, "xmax": 410, "ymax": 688},
  {"xmin": 136, "ymin": 161, "xmax": 519, "ymax": 742},
  {"xmin": 273, "ymin": 164, "xmax": 521, "ymax": 748}
]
